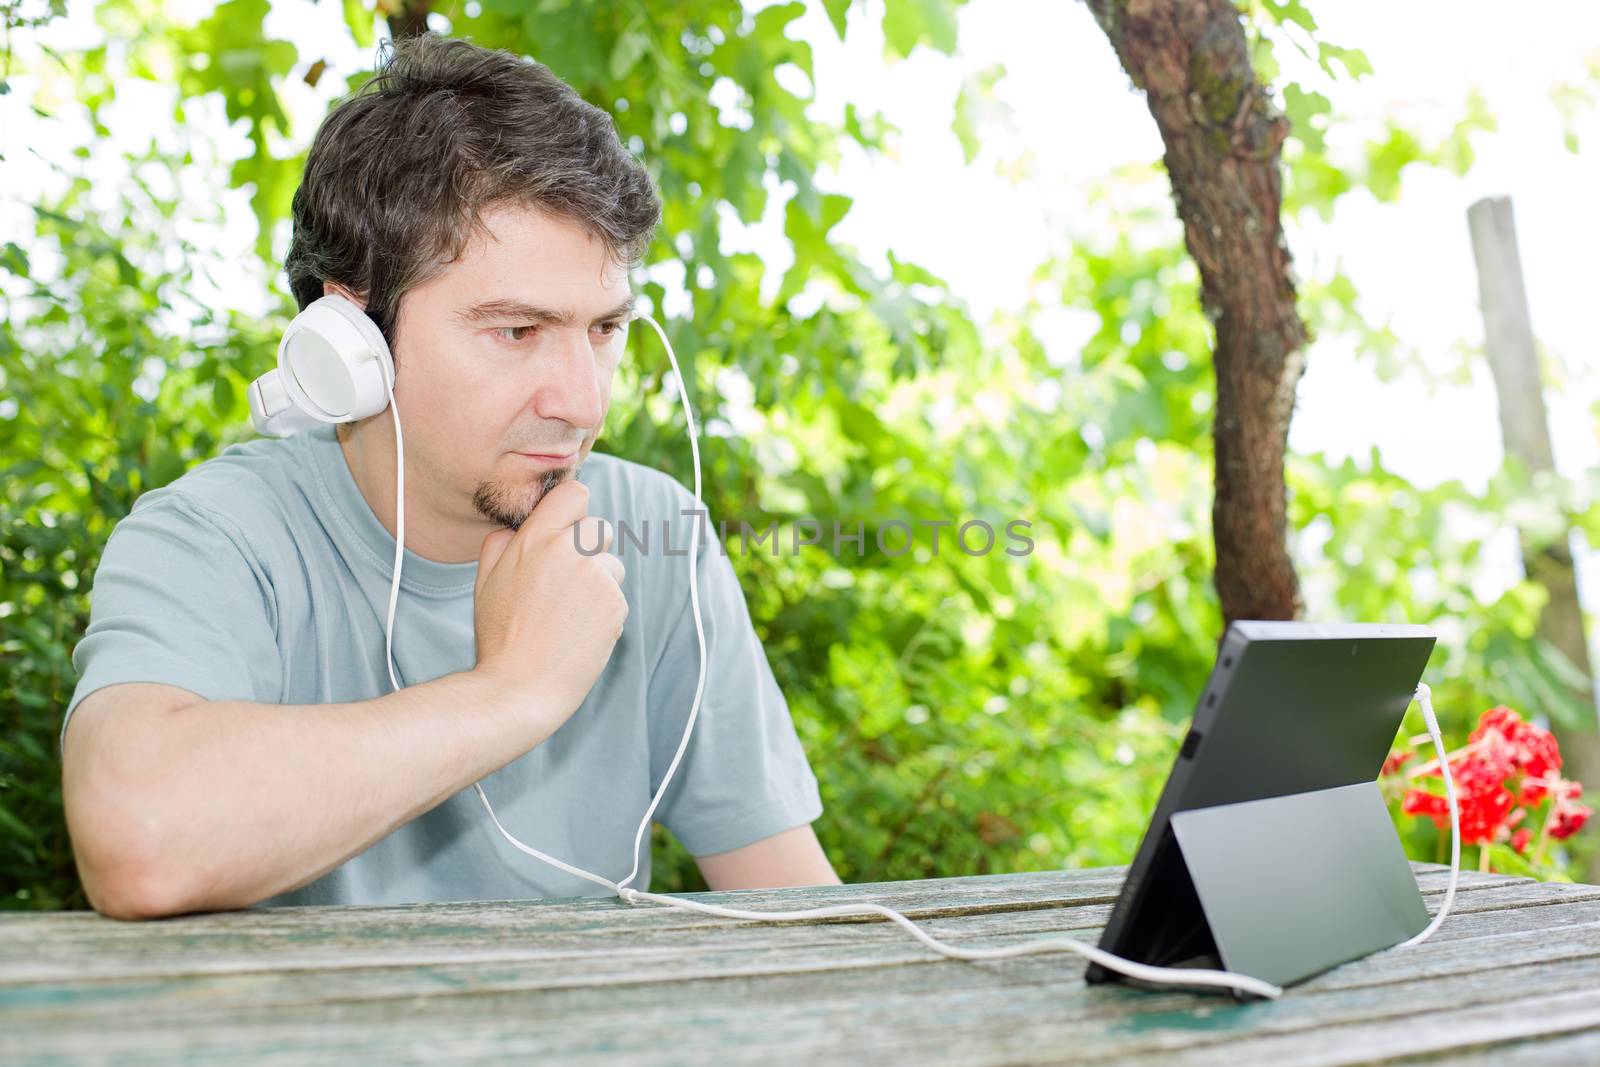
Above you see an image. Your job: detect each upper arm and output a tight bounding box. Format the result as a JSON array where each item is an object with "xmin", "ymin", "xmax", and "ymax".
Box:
[
  {"xmin": 61, "ymin": 491, "xmax": 282, "ymax": 756},
  {"xmin": 64, "ymin": 681, "xmax": 207, "ymax": 815},
  {"xmin": 64, "ymin": 681, "xmax": 206, "ymax": 762}
]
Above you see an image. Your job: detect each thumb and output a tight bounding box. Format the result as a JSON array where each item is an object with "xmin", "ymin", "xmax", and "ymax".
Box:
[{"xmin": 475, "ymin": 527, "xmax": 515, "ymax": 598}]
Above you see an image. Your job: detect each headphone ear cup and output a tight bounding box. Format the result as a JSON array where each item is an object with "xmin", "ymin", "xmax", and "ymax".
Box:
[
  {"xmin": 328, "ymin": 299, "xmax": 395, "ymax": 420},
  {"xmin": 346, "ymin": 357, "xmax": 390, "ymax": 421},
  {"xmin": 277, "ymin": 295, "xmax": 396, "ymax": 424}
]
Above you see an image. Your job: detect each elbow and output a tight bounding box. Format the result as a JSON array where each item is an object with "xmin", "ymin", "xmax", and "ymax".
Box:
[
  {"xmin": 65, "ymin": 761, "xmax": 199, "ymax": 922},
  {"xmin": 80, "ymin": 858, "xmax": 195, "ymax": 921},
  {"xmin": 69, "ymin": 802, "xmax": 200, "ymax": 920}
]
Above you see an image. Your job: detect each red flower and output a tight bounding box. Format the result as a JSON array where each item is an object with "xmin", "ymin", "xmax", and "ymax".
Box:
[
  {"xmin": 1469, "ymin": 705, "xmax": 1562, "ymax": 804},
  {"xmin": 1402, "ymin": 789, "xmax": 1449, "ymax": 825},
  {"xmin": 1381, "ymin": 747, "xmax": 1412, "ymax": 777},
  {"xmin": 1550, "ymin": 781, "xmax": 1593, "ymax": 841},
  {"xmin": 1551, "ymin": 806, "xmax": 1592, "ymax": 840},
  {"xmin": 1397, "ymin": 702, "xmax": 1590, "ymax": 855},
  {"xmin": 1451, "ymin": 755, "xmax": 1517, "ymax": 845}
]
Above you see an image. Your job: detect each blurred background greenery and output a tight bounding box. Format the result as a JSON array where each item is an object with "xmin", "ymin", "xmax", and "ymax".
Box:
[{"xmin": 2, "ymin": 0, "xmax": 1598, "ymax": 910}]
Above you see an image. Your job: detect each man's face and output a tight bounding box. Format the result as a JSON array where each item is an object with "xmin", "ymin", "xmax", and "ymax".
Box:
[{"xmin": 384, "ymin": 202, "xmax": 633, "ymax": 532}]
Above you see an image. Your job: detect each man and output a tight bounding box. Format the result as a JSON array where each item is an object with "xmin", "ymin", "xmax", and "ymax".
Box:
[{"xmin": 60, "ymin": 33, "xmax": 838, "ymax": 920}]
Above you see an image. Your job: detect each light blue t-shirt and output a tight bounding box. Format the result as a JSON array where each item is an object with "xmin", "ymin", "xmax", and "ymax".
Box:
[{"xmin": 62, "ymin": 423, "xmax": 823, "ymax": 906}]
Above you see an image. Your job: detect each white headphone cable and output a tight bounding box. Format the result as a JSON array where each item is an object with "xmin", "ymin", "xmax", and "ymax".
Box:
[
  {"xmin": 371, "ymin": 315, "xmax": 1458, "ymax": 1001},
  {"xmin": 1394, "ymin": 681, "xmax": 1459, "ymax": 948},
  {"xmin": 374, "ymin": 312, "xmax": 710, "ymax": 899}
]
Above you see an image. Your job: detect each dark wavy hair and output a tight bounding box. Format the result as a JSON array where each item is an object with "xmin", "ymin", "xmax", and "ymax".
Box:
[{"xmin": 284, "ymin": 33, "xmax": 661, "ymax": 346}]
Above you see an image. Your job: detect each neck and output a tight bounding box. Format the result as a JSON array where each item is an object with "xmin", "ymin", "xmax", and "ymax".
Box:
[{"xmin": 336, "ymin": 418, "xmax": 490, "ymax": 565}]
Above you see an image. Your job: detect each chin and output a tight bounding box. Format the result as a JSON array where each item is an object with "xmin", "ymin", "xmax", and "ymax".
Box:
[{"xmin": 472, "ymin": 468, "xmax": 570, "ymax": 531}]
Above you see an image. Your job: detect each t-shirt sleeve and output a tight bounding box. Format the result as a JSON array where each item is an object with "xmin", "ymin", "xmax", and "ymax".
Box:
[
  {"xmin": 61, "ymin": 490, "xmax": 283, "ymax": 755},
  {"xmin": 645, "ymin": 517, "xmax": 823, "ymax": 857}
]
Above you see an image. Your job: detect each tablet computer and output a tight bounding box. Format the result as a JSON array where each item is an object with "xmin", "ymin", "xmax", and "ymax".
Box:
[{"xmin": 1084, "ymin": 620, "xmax": 1437, "ymax": 989}]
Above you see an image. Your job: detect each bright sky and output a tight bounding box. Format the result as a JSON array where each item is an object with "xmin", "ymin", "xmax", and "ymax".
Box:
[{"xmin": 5, "ymin": 0, "xmax": 1599, "ymax": 656}]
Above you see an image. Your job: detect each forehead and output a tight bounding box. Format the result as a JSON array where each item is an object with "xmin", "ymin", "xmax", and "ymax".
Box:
[{"xmin": 439, "ymin": 202, "xmax": 630, "ymax": 304}]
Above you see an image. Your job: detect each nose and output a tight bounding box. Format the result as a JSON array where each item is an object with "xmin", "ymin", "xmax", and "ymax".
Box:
[{"xmin": 533, "ymin": 332, "xmax": 604, "ymax": 431}]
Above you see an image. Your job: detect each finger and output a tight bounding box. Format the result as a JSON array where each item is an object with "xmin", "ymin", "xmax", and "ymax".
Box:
[
  {"xmin": 596, "ymin": 551, "xmax": 625, "ymax": 587},
  {"xmin": 523, "ymin": 479, "xmax": 590, "ymax": 536},
  {"xmin": 475, "ymin": 528, "xmax": 515, "ymax": 596}
]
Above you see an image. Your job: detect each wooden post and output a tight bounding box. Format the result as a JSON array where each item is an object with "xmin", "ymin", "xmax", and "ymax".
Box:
[{"xmin": 1468, "ymin": 195, "xmax": 1600, "ymax": 880}]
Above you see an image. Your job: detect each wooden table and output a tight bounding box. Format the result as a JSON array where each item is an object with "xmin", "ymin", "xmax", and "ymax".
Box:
[{"xmin": 3, "ymin": 861, "xmax": 1599, "ymax": 1064}]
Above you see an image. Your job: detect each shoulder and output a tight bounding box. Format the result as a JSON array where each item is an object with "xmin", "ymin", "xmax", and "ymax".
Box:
[
  {"xmin": 579, "ymin": 450, "xmax": 701, "ymax": 528},
  {"xmin": 115, "ymin": 434, "xmax": 304, "ymax": 565}
]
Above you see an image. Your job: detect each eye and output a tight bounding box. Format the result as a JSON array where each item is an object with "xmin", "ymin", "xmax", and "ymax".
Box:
[
  {"xmin": 594, "ymin": 321, "xmax": 623, "ymax": 338},
  {"xmin": 494, "ymin": 324, "xmax": 537, "ymax": 343}
]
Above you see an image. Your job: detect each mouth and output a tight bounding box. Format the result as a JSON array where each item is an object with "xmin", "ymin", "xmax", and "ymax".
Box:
[{"xmin": 513, "ymin": 448, "xmax": 580, "ymax": 466}]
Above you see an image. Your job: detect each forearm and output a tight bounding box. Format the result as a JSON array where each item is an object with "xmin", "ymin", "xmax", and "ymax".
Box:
[{"xmin": 66, "ymin": 670, "xmax": 539, "ymax": 918}]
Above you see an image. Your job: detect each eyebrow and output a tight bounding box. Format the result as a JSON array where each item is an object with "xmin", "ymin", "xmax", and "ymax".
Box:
[{"xmin": 454, "ymin": 294, "xmax": 637, "ymax": 328}]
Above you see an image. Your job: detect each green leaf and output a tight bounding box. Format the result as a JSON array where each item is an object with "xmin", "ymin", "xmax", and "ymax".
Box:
[
  {"xmin": 883, "ymin": 0, "xmax": 960, "ymax": 60},
  {"xmin": 1283, "ymin": 83, "xmax": 1331, "ymax": 155},
  {"xmin": 777, "ymin": 192, "xmax": 853, "ymax": 305},
  {"xmin": 0, "ymin": 242, "xmax": 29, "ymax": 277},
  {"xmin": 212, "ymin": 375, "xmax": 236, "ymax": 415},
  {"xmin": 822, "ymin": 0, "xmax": 851, "ymax": 41},
  {"xmin": 1317, "ymin": 42, "xmax": 1373, "ymax": 80},
  {"xmin": 523, "ymin": 7, "xmax": 609, "ymax": 85},
  {"xmin": 952, "ymin": 63, "xmax": 1007, "ymax": 166},
  {"xmin": 342, "ymin": 0, "xmax": 376, "ymax": 49},
  {"xmin": 1364, "ymin": 124, "xmax": 1424, "ymax": 201},
  {"xmin": 1262, "ymin": 0, "xmax": 1317, "ymax": 34},
  {"xmin": 886, "ymin": 249, "xmax": 947, "ymax": 289},
  {"xmin": 609, "ymin": 27, "xmax": 650, "ymax": 81}
]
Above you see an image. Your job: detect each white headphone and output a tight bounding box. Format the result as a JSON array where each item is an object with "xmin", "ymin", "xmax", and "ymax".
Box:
[{"xmin": 248, "ymin": 295, "xmax": 397, "ymax": 438}]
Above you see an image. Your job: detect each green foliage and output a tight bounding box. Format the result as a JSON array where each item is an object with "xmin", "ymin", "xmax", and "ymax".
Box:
[
  {"xmin": 1551, "ymin": 49, "xmax": 1600, "ymax": 154},
  {"xmin": 952, "ymin": 62, "xmax": 1011, "ymax": 166},
  {"xmin": 1, "ymin": 158, "xmax": 286, "ymax": 908},
  {"xmin": 3, "ymin": 0, "xmax": 1596, "ymax": 913}
]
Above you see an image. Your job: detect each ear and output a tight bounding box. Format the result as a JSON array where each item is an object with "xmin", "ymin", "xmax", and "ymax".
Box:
[{"xmin": 321, "ymin": 280, "xmax": 368, "ymax": 311}]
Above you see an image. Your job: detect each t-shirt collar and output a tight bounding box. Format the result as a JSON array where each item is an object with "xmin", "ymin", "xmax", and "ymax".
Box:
[{"xmin": 302, "ymin": 423, "xmax": 480, "ymax": 599}]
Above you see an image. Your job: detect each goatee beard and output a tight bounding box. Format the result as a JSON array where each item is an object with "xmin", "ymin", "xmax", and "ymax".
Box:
[{"xmin": 472, "ymin": 466, "xmax": 571, "ymax": 532}]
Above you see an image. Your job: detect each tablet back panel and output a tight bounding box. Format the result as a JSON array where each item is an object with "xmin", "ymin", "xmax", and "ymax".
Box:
[{"xmin": 1086, "ymin": 622, "xmax": 1436, "ymax": 986}]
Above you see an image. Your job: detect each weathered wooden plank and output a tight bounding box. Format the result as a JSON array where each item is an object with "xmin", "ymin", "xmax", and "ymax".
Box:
[
  {"xmin": 0, "ymin": 863, "xmax": 1512, "ymax": 947},
  {"xmin": 2, "ymin": 864, "xmax": 1588, "ymax": 1067},
  {"xmin": 0, "ymin": 870, "xmax": 1567, "ymax": 986},
  {"xmin": 0, "ymin": 864, "xmax": 1518, "ymax": 964},
  {"xmin": 5, "ymin": 936, "xmax": 1600, "ymax": 1066},
  {"xmin": 3, "ymin": 886, "xmax": 1598, "ymax": 1041},
  {"xmin": 1388, "ymin": 1026, "xmax": 1600, "ymax": 1065},
  {"xmin": 0, "ymin": 866, "xmax": 1120, "ymax": 927},
  {"xmin": 0, "ymin": 869, "xmax": 1573, "ymax": 987},
  {"xmin": 4, "ymin": 887, "xmax": 1599, "ymax": 1049},
  {"xmin": 1403, "ymin": 880, "xmax": 1600, "ymax": 927},
  {"xmin": 1128, "ymin": 987, "xmax": 1600, "ymax": 1067},
  {"xmin": 0, "ymin": 868, "xmax": 1128, "ymax": 949}
]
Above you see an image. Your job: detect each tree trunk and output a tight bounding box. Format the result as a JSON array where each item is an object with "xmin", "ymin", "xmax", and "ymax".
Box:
[
  {"xmin": 1084, "ymin": 0, "xmax": 1307, "ymax": 626},
  {"xmin": 387, "ymin": 0, "xmax": 433, "ymax": 40}
]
